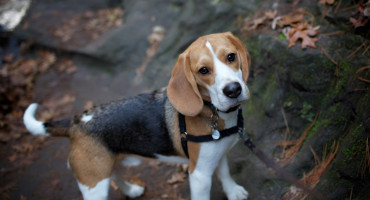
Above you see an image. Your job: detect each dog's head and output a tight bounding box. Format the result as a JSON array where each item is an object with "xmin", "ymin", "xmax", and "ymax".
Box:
[{"xmin": 168, "ymin": 32, "xmax": 251, "ymax": 116}]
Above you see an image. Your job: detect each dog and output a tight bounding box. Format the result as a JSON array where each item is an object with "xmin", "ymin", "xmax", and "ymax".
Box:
[{"xmin": 23, "ymin": 32, "xmax": 251, "ymax": 200}]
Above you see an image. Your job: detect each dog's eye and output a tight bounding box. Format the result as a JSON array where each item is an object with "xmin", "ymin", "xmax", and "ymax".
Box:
[
  {"xmin": 227, "ymin": 53, "xmax": 236, "ymax": 63},
  {"xmin": 198, "ymin": 67, "xmax": 210, "ymax": 75}
]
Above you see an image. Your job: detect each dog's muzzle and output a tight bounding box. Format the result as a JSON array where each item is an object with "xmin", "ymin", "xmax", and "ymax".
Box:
[{"xmin": 223, "ymin": 82, "xmax": 242, "ymax": 99}]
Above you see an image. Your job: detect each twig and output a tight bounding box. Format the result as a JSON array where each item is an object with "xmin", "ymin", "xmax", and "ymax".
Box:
[
  {"xmin": 362, "ymin": 44, "xmax": 370, "ymax": 55},
  {"xmin": 347, "ymin": 43, "xmax": 365, "ymax": 59},
  {"xmin": 334, "ymin": 0, "xmax": 342, "ymax": 14},
  {"xmin": 281, "ymin": 108, "xmax": 291, "ymax": 135},
  {"xmin": 342, "ymin": 5, "xmax": 358, "ymax": 11},
  {"xmin": 321, "ymin": 6, "xmax": 328, "ymax": 19},
  {"xmin": 279, "ymin": 113, "xmax": 319, "ymax": 166},
  {"xmin": 320, "ymin": 31, "xmax": 345, "ymax": 37},
  {"xmin": 320, "ymin": 45, "xmax": 338, "ymax": 65},
  {"xmin": 350, "ymin": 186, "xmax": 353, "ymax": 200},
  {"xmin": 356, "ymin": 66, "xmax": 370, "ymax": 83},
  {"xmin": 281, "ymin": 108, "xmax": 291, "ymax": 155}
]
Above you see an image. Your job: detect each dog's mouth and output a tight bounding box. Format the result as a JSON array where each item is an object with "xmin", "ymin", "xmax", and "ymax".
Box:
[
  {"xmin": 222, "ymin": 104, "xmax": 241, "ymax": 113},
  {"xmin": 215, "ymin": 102, "xmax": 242, "ymax": 113}
]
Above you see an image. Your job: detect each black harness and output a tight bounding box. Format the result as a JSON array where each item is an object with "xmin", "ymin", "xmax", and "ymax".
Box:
[{"xmin": 178, "ymin": 103, "xmax": 244, "ymax": 158}]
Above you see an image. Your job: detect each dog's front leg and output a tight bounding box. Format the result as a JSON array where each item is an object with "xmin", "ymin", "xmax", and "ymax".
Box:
[
  {"xmin": 189, "ymin": 169, "xmax": 213, "ymax": 200},
  {"xmin": 216, "ymin": 155, "xmax": 248, "ymax": 200}
]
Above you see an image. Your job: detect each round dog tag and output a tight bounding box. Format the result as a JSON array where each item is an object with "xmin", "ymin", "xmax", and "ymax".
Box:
[{"xmin": 212, "ymin": 129, "xmax": 220, "ymax": 140}]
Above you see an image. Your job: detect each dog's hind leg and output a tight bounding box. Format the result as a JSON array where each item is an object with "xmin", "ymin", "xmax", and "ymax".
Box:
[
  {"xmin": 111, "ymin": 173, "xmax": 145, "ymax": 198},
  {"xmin": 110, "ymin": 161, "xmax": 145, "ymax": 198},
  {"xmin": 68, "ymin": 131, "xmax": 116, "ymax": 200}
]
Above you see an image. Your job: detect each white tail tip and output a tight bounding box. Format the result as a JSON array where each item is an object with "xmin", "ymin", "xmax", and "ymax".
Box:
[{"xmin": 23, "ymin": 103, "xmax": 48, "ymax": 136}]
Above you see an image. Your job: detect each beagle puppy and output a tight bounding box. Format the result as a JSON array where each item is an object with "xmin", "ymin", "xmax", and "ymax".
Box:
[{"xmin": 23, "ymin": 32, "xmax": 251, "ymax": 200}]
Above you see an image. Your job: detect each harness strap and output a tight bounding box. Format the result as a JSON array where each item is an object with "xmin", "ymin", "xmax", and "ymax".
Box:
[{"xmin": 178, "ymin": 108, "xmax": 244, "ymax": 158}]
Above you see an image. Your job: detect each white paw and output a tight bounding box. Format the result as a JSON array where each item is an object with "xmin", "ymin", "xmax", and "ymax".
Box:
[
  {"xmin": 225, "ymin": 184, "xmax": 248, "ymax": 200},
  {"xmin": 124, "ymin": 182, "xmax": 145, "ymax": 198}
]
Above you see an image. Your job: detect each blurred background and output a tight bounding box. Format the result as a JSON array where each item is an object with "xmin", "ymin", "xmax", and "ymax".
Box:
[{"xmin": 0, "ymin": 0, "xmax": 369, "ymax": 199}]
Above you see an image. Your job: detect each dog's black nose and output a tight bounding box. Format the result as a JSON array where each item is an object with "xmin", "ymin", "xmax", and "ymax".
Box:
[{"xmin": 223, "ymin": 82, "xmax": 242, "ymax": 98}]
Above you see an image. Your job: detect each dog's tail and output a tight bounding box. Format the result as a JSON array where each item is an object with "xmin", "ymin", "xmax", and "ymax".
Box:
[{"xmin": 23, "ymin": 103, "xmax": 71, "ymax": 137}]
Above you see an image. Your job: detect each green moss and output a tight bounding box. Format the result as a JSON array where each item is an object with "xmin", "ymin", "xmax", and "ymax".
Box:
[
  {"xmin": 262, "ymin": 72, "xmax": 278, "ymax": 102},
  {"xmin": 305, "ymin": 116, "xmax": 331, "ymax": 141},
  {"xmin": 245, "ymin": 38, "xmax": 262, "ymax": 64},
  {"xmin": 356, "ymin": 90, "xmax": 370, "ymax": 113},
  {"xmin": 333, "ymin": 60, "xmax": 356, "ymax": 95},
  {"xmin": 341, "ymin": 122, "xmax": 366, "ymax": 163},
  {"xmin": 278, "ymin": 33, "xmax": 286, "ymax": 40},
  {"xmin": 301, "ymin": 102, "xmax": 314, "ymax": 122},
  {"xmin": 284, "ymin": 93, "xmax": 300, "ymax": 109}
]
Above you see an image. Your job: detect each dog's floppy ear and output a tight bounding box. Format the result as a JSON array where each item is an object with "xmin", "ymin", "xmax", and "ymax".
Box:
[
  {"xmin": 224, "ymin": 32, "xmax": 251, "ymax": 83},
  {"xmin": 167, "ymin": 52, "xmax": 203, "ymax": 116}
]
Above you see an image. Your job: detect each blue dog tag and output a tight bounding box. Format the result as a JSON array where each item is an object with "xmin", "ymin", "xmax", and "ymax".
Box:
[{"xmin": 212, "ymin": 129, "xmax": 220, "ymax": 140}]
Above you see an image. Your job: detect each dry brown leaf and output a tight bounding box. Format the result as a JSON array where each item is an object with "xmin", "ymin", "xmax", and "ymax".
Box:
[
  {"xmin": 248, "ymin": 16, "xmax": 267, "ymax": 30},
  {"xmin": 319, "ymin": 0, "xmax": 335, "ymax": 5},
  {"xmin": 53, "ymin": 7, "xmax": 123, "ymax": 43},
  {"xmin": 265, "ymin": 10, "xmax": 278, "ymax": 19},
  {"xmin": 288, "ymin": 24, "xmax": 319, "ymax": 49},
  {"xmin": 278, "ymin": 13, "xmax": 305, "ymax": 27},
  {"xmin": 0, "ymin": 182, "xmax": 17, "ymax": 199},
  {"xmin": 167, "ymin": 164, "xmax": 188, "ymax": 185},
  {"xmin": 2, "ymin": 54, "xmax": 14, "ymax": 63},
  {"xmin": 84, "ymin": 100, "xmax": 94, "ymax": 110},
  {"xmin": 8, "ymin": 153, "xmax": 18, "ymax": 162},
  {"xmin": 350, "ymin": 3, "xmax": 370, "ymax": 28},
  {"xmin": 57, "ymin": 59, "xmax": 77, "ymax": 74},
  {"xmin": 110, "ymin": 180, "xmax": 119, "ymax": 191},
  {"xmin": 350, "ymin": 16, "xmax": 369, "ymax": 28},
  {"xmin": 167, "ymin": 172, "xmax": 186, "ymax": 184},
  {"xmin": 130, "ymin": 175, "xmax": 146, "ymax": 187},
  {"xmin": 0, "ymin": 133, "xmax": 13, "ymax": 142}
]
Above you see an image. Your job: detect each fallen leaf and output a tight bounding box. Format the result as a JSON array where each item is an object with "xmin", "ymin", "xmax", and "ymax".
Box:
[
  {"xmin": 130, "ymin": 175, "xmax": 146, "ymax": 187},
  {"xmin": 349, "ymin": 3, "xmax": 370, "ymax": 28},
  {"xmin": 84, "ymin": 101, "xmax": 94, "ymax": 110},
  {"xmin": 319, "ymin": 0, "xmax": 335, "ymax": 5},
  {"xmin": 288, "ymin": 24, "xmax": 319, "ymax": 49},
  {"xmin": 0, "ymin": 182, "xmax": 17, "ymax": 199},
  {"xmin": 278, "ymin": 13, "xmax": 305, "ymax": 27},
  {"xmin": 247, "ymin": 16, "xmax": 267, "ymax": 30},
  {"xmin": 2, "ymin": 54, "xmax": 14, "ymax": 63},
  {"xmin": 110, "ymin": 180, "xmax": 119, "ymax": 191},
  {"xmin": 265, "ymin": 10, "xmax": 277, "ymax": 19},
  {"xmin": 0, "ymin": 133, "xmax": 13, "ymax": 142},
  {"xmin": 167, "ymin": 164, "xmax": 188, "ymax": 185},
  {"xmin": 167, "ymin": 172, "xmax": 186, "ymax": 184},
  {"xmin": 350, "ymin": 16, "xmax": 369, "ymax": 28},
  {"xmin": 8, "ymin": 153, "xmax": 17, "ymax": 162}
]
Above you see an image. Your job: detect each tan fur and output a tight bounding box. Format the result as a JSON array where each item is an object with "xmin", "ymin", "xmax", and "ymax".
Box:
[
  {"xmin": 167, "ymin": 53, "xmax": 203, "ymax": 117},
  {"xmin": 165, "ymin": 99, "xmax": 187, "ymax": 157},
  {"xmin": 187, "ymin": 141, "xmax": 201, "ymax": 173},
  {"xmin": 69, "ymin": 128, "xmax": 116, "ymax": 188},
  {"xmin": 224, "ymin": 32, "xmax": 251, "ymax": 83}
]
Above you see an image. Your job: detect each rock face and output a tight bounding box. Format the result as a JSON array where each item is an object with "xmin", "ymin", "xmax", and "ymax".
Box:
[{"xmin": 11, "ymin": 0, "xmax": 369, "ymax": 199}]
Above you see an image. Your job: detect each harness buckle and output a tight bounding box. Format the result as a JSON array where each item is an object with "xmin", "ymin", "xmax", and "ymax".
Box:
[{"xmin": 238, "ymin": 127, "xmax": 247, "ymax": 141}]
